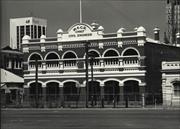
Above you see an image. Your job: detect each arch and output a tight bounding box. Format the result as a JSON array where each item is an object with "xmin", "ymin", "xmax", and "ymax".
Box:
[
  {"xmin": 44, "ymin": 51, "xmax": 60, "ymax": 60},
  {"xmin": 45, "ymin": 80, "xmax": 61, "ymax": 86},
  {"xmin": 62, "ymin": 80, "xmax": 80, "ymax": 86},
  {"xmin": 29, "ymin": 82, "xmax": 43, "ymax": 95},
  {"xmin": 67, "ymin": 23, "xmax": 93, "ymax": 33},
  {"xmin": 122, "ymin": 78, "xmax": 141, "ymax": 84},
  {"xmin": 62, "ymin": 50, "xmax": 78, "ymax": 59},
  {"xmin": 46, "ymin": 82, "xmax": 59, "ymax": 94},
  {"xmin": 28, "ymin": 80, "xmax": 44, "ymax": 87},
  {"xmin": 63, "ymin": 81, "xmax": 78, "ymax": 101},
  {"xmin": 83, "ymin": 49, "xmax": 101, "ymax": 58},
  {"xmin": 102, "ymin": 48, "xmax": 120, "ymax": 57},
  {"xmin": 88, "ymin": 81, "xmax": 101, "ymax": 104},
  {"xmin": 28, "ymin": 52, "xmax": 43, "ymax": 62},
  {"xmin": 104, "ymin": 80, "xmax": 120, "ymax": 102},
  {"xmin": 171, "ymin": 78, "xmax": 180, "ymax": 84},
  {"xmin": 83, "ymin": 79, "xmax": 102, "ymax": 86},
  {"xmin": 121, "ymin": 47, "xmax": 140, "ymax": 56},
  {"xmin": 103, "ymin": 78, "xmax": 121, "ymax": 84},
  {"xmin": 123, "ymin": 80, "xmax": 140, "ymax": 101}
]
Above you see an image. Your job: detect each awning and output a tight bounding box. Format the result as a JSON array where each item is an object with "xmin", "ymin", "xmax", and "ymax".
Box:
[{"xmin": 0, "ymin": 68, "xmax": 24, "ymax": 83}]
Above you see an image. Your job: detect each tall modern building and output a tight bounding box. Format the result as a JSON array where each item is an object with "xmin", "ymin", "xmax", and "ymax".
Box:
[
  {"xmin": 10, "ymin": 17, "xmax": 47, "ymax": 50},
  {"xmin": 166, "ymin": 0, "xmax": 180, "ymax": 45}
]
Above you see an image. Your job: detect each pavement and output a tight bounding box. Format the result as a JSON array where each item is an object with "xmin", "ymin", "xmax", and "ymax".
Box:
[{"xmin": 1, "ymin": 108, "xmax": 180, "ymax": 129}]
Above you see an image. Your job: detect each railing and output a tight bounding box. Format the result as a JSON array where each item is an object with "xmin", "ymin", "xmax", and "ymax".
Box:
[
  {"xmin": 27, "ymin": 57, "xmax": 142, "ymax": 71},
  {"xmin": 1, "ymin": 93, "xmax": 179, "ymax": 108}
]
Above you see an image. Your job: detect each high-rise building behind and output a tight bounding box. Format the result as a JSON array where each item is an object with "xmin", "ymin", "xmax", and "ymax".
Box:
[
  {"xmin": 10, "ymin": 17, "xmax": 47, "ymax": 50},
  {"xmin": 166, "ymin": 0, "xmax": 180, "ymax": 45}
]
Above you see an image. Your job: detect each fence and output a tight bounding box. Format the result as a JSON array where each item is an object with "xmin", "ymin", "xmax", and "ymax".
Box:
[{"xmin": 1, "ymin": 93, "xmax": 180, "ymax": 108}]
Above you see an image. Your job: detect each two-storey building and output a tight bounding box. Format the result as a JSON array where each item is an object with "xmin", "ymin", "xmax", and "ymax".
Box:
[{"xmin": 22, "ymin": 23, "xmax": 180, "ymax": 107}]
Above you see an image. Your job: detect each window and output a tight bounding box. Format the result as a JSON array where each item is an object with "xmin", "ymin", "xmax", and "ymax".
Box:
[
  {"xmin": 26, "ymin": 25, "xmax": 30, "ymax": 36},
  {"xmin": 38, "ymin": 26, "xmax": 41, "ymax": 38},
  {"xmin": 34, "ymin": 26, "xmax": 37, "ymax": 38},
  {"xmin": 43, "ymin": 27, "xmax": 46, "ymax": 35},
  {"xmin": 16, "ymin": 26, "xmax": 19, "ymax": 49},
  {"xmin": 174, "ymin": 82, "xmax": 180, "ymax": 97}
]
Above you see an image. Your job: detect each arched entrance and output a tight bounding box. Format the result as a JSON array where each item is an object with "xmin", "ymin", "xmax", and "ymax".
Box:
[
  {"xmin": 104, "ymin": 81, "xmax": 119, "ymax": 103},
  {"xmin": 123, "ymin": 80, "xmax": 139, "ymax": 101},
  {"xmin": 29, "ymin": 82, "xmax": 42, "ymax": 107},
  {"xmin": 63, "ymin": 82, "xmax": 78, "ymax": 101},
  {"xmin": 88, "ymin": 81, "xmax": 100, "ymax": 106},
  {"xmin": 46, "ymin": 82, "xmax": 59, "ymax": 107}
]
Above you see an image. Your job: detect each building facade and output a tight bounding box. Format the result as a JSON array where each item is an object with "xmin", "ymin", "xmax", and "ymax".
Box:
[
  {"xmin": 22, "ymin": 23, "xmax": 180, "ymax": 107},
  {"xmin": 162, "ymin": 61, "xmax": 180, "ymax": 106},
  {"xmin": 166, "ymin": 0, "xmax": 180, "ymax": 44},
  {"xmin": 10, "ymin": 17, "xmax": 47, "ymax": 50}
]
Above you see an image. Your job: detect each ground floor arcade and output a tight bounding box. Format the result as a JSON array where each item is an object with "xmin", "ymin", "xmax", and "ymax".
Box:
[{"xmin": 23, "ymin": 78, "xmax": 147, "ymax": 108}]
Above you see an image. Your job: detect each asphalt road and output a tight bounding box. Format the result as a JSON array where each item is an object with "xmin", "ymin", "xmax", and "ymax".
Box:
[{"xmin": 1, "ymin": 109, "xmax": 180, "ymax": 129}]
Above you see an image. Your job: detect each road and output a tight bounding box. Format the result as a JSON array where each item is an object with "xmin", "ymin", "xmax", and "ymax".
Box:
[{"xmin": 1, "ymin": 109, "xmax": 180, "ymax": 129}]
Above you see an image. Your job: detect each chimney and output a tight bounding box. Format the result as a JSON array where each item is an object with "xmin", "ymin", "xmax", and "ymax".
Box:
[{"xmin": 153, "ymin": 27, "xmax": 160, "ymax": 41}]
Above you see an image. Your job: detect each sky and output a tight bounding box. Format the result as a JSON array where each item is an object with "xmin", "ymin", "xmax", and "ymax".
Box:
[{"xmin": 1, "ymin": 0, "xmax": 166, "ymax": 48}]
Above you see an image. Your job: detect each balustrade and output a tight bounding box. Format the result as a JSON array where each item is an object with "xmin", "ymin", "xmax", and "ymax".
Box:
[{"xmin": 27, "ymin": 57, "xmax": 142, "ymax": 72}]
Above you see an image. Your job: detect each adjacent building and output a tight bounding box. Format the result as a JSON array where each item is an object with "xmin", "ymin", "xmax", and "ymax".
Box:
[
  {"xmin": 22, "ymin": 22, "xmax": 180, "ymax": 107},
  {"xmin": 10, "ymin": 17, "xmax": 47, "ymax": 50},
  {"xmin": 0, "ymin": 46, "xmax": 24, "ymax": 106},
  {"xmin": 162, "ymin": 61, "xmax": 180, "ymax": 106}
]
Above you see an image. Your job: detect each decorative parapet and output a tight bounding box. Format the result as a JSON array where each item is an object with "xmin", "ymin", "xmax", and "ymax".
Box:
[{"xmin": 162, "ymin": 61, "xmax": 180, "ymax": 70}]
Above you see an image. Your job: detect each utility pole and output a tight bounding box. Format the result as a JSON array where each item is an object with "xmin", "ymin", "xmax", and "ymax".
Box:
[
  {"xmin": 85, "ymin": 41, "xmax": 89, "ymax": 108},
  {"xmin": 90, "ymin": 54, "xmax": 94, "ymax": 107},
  {"xmin": 35, "ymin": 56, "xmax": 39, "ymax": 108}
]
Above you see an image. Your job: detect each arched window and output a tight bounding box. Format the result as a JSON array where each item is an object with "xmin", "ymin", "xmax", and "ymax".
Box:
[
  {"xmin": 122, "ymin": 48, "xmax": 139, "ymax": 65},
  {"xmin": 46, "ymin": 52, "xmax": 59, "ymax": 68},
  {"xmin": 104, "ymin": 49, "xmax": 119, "ymax": 66},
  {"xmin": 88, "ymin": 50, "xmax": 100, "ymax": 66},
  {"xmin": 63, "ymin": 52, "xmax": 77, "ymax": 67},
  {"xmin": 29, "ymin": 54, "xmax": 42, "ymax": 61},
  {"xmin": 29, "ymin": 53, "xmax": 42, "ymax": 69},
  {"xmin": 123, "ymin": 49, "xmax": 138, "ymax": 56}
]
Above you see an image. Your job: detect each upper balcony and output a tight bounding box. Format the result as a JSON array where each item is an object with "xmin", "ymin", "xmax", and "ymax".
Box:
[{"xmin": 25, "ymin": 56, "xmax": 145, "ymax": 74}]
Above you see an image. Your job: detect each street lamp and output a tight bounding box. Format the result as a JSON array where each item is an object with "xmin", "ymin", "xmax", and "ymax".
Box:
[
  {"xmin": 35, "ymin": 55, "xmax": 39, "ymax": 108},
  {"xmin": 85, "ymin": 42, "xmax": 89, "ymax": 108},
  {"xmin": 89, "ymin": 53, "xmax": 95, "ymax": 107}
]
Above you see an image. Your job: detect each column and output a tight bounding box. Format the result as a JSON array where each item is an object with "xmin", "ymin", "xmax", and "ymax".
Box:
[
  {"xmin": 100, "ymin": 82, "xmax": 104, "ymax": 108},
  {"xmin": 139, "ymin": 83, "xmax": 146, "ymax": 106},
  {"xmin": 79, "ymin": 84, "xmax": 86, "ymax": 107},
  {"xmin": 9, "ymin": 60, "xmax": 12, "ymax": 68},
  {"xmin": 59, "ymin": 84, "xmax": 64, "ymax": 107},
  {"xmin": 42, "ymin": 86, "xmax": 46, "ymax": 108},
  {"xmin": 119, "ymin": 83, "xmax": 124, "ymax": 102}
]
